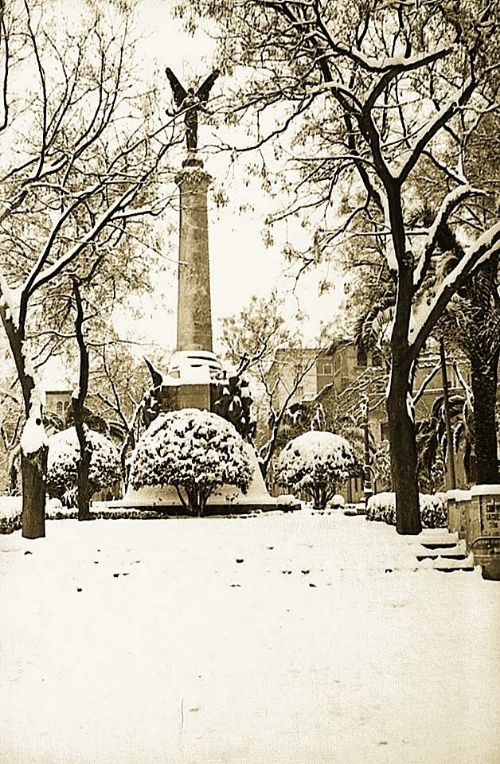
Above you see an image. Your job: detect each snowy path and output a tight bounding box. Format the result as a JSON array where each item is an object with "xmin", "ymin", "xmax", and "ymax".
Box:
[{"xmin": 0, "ymin": 510, "xmax": 499, "ymax": 764}]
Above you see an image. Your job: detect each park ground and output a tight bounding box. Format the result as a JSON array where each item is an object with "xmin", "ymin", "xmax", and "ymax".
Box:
[{"xmin": 0, "ymin": 508, "xmax": 499, "ymax": 764}]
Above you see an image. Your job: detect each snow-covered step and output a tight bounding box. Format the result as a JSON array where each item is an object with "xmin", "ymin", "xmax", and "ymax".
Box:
[
  {"xmin": 418, "ymin": 529, "xmax": 459, "ymax": 544},
  {"xmin": 433, "ymin": 555, "xmax": 475, "ymax": 573},
  {"xmin": 416, "ymin": 548, "xmax": 469, "ymax": 562},
  {"xmin": 415, "ymin": 531, "xmax": 474, "ymax": 572},
  {"xmin": 419, "ymin": 529, "xmax": 460, "ymax": 550},
  {"xmin": 417, "ymin": 553, "xmax": 475, "ymax": 572}
]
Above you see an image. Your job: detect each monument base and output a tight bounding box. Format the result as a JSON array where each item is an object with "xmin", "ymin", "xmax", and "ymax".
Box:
[
  {"xmin": 111, "ymin": 442, "xmax": 300, "ymax": 514},
  {"xmin": 113, "ymin": 351, "xmax": 301, "ymax": 514}
]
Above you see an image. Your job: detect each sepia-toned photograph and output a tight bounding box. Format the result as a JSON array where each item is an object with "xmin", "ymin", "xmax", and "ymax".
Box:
[{"xmin": 0, "ymin": 1, "xmax": 499, "ymax": 762}]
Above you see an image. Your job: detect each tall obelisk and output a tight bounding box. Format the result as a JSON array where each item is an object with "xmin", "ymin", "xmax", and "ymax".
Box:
[
  {"xmin": 165, "ymin": 67, "xmax": 220, "ymax": 356},
  {"xmin": 175, "ymin": 162, "xmax": 213, "ymax": 352}
]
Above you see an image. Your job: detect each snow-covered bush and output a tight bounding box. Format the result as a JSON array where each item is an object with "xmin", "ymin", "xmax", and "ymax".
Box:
[
  {"xmin": 420, "ymin": 492, "xmax": 447, "ymax": 528},
  {"xmin": 129, "ymin": 409, "xmax": 253, "ymax": 516},
  {"xmin": 46, "ymin": 427, "xmax": 122, "ymax": 505},
  {"xmin": 329, "ymin": 494, "xmax": 345, "ymax": 509},
  {"xmin": 366, "ymin": 492, "xmax": 396, "ymax": 524},
  {"xmin": 275, "ymin": 431, "xmax": 355, "ymax": 510},
  {"xmin": 366, "ymin": 492, "xmax": 447, "ymax": 528},
  {"xmin": 0, "ymin": 497, "xmax": 70, "ymax": 533}
]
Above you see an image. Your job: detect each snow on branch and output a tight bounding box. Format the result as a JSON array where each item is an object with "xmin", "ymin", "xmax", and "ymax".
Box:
[
  {"xmin": 299, "ymin": 0, "xmax": 456, "ymax": 74},
  {"xmin": 397, "ymin": 76, "xmax": 475, "ymax": 183},
  {"xmin": 27, "ymin": 183, "xmax": 141, "ymax": 295},
  {"xmin": 413, "ymin": 185, "xmax": 486, "ymax": 288},
  {"xmin": 0, "ymin": 268, "xmax": 20, "ymax": 328},
  {"xmin": 325, "ymin": 44, "xmax": 455, "ymax": 76},
  {"xmin": 21, "ymin": 189, "xmax": 97, "ymax": 306},
  {"xmin": 409, "ymin": 221, "xmax": 500, "ymax": 357}
]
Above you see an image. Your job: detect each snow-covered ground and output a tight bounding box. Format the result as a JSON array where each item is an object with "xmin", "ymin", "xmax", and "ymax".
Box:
[{"xmin": 0, "ymin": 509, "xmax": 499, "ymax": 764}]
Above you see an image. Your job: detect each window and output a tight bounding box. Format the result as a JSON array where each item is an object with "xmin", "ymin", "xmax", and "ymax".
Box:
[
  {"xmin": 56, "ymin": 401, "xmax": 63, "ymax": 414},
  {"xmin": 372, "ymin": 350, "xmax": 383, "ymax": 367},
  {"xmin": 357, "ymin": 347, "xmax": 367, "ymax": 367},
  {"xmin": 322, "ymin": 362, "xmax": 333, "ymax": 376}
]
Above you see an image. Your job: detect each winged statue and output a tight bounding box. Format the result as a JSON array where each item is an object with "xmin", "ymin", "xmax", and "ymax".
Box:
[{"xmin": 166, "ymin": 68, "xmax": 220, "ymax": 151}]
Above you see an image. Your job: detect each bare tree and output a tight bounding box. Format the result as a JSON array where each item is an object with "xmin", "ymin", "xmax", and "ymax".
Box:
[
  {"xmin": 0, "ymin": 1, "xmax": 178, "ymax": 537},
  {"xmin": 177, "ymin": 0, "xmax": 500, "ymax": 533},
  {"xmin": 220, "ymin": 293, "xmax": 321, "ymax": 477}
]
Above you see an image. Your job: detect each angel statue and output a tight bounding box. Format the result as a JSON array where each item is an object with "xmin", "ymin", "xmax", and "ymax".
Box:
[{"xmin": 166, "ymin": 67, "xmax": 220, "ymax": 152}]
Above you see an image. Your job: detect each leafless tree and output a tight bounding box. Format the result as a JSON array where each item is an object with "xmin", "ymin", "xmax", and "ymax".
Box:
[{"xmin": 0, "ymin": 1, "xmax": 179, "ymax": 537}]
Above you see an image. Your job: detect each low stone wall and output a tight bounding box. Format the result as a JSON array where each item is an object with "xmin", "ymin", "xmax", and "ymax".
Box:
[{"xmin": 447, "ymin": 486, "xmax": 500, "ymax": 580}]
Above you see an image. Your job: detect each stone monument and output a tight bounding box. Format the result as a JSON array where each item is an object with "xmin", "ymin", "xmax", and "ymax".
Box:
[{"xmin": 115, "ymin": 68, "xmax": 295, "ymax": 514}]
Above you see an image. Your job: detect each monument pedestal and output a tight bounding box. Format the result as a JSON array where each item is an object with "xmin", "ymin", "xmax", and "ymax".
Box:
[{"xmin": 115, "ymin": 352, "xmax": 296, "ymax": 513}]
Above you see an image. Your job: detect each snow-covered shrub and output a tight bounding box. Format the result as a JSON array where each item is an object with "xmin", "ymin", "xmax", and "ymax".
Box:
[
  {"xmin": 366, "ymin": 492, "xmax": 447, "ymax": 528},
  {"xmin": 46, "ymin": 427, "xmax": 121, "ymax": 505},
  {"xmin": 0, "ymin": 497, "xmax": 71, "ymax": 533},
  {"xmin": 0, "ymin": 497, "xmax": 22, "ymax": 534},
  {"xmin": 275, "ymin": 431, "xmax": 355, "ymax": 510},
  {"xmin": 366, "ymin": 492, "xmax": 396, "ymax": 524},
  {"xmin": 420, "ymin": 492, "xmax": 447, "ymax": 528},
  {"xmin": 329, "ymin": 494, "xmax": 346, "ymax": 509},
  {"xmin": 129, "ymin": 409, "xmax": 253, "ymax": 516}
]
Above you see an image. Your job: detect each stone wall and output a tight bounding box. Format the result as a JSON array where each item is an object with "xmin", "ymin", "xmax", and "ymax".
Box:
[{"xmin": 447, "ymin": 486, "xmax": 500, "ymax": 580}]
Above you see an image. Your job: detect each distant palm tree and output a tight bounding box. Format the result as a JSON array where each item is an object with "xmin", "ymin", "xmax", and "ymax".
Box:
[
  {"xmin": 352, "ymin": 219, "xmax": 500, "ymax": 486},
  {"xmin": 416, "ymin": 392, "xmax": 474, "ymax": 492},
  {"xmin": 440, "ymin": 255, "xmax": 500, "ymax": 484}
]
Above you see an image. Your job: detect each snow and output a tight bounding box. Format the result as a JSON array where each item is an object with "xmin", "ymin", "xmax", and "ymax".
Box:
[
  {"xmin": 0, "ymin": 497, "xmax": 24, "ymax": 522},
  {"xmin": 0, "ymin": 497, "xmax": 68, "ymax": 527},
  {"xmin": 129, "ymin": 409, "xmax": 253, "ymax": 500},
  {"xmin": 413, "ymin": 185, "xmax": 480, "ymax": 288},
  {"xmin": 20, "ymin": 405, "xmax": 48, "ymax": 456},
  {"xmin": 367, "ymin": 492, "xmax": 447, "ymax": 528},
  {"xmin": 0, "ymin": 510, "xmax": 498, "ymax": 764},
  {"xmin": 0, "ymin": 269, "xmax": 21, "ymax": 327},
  {"xmin": 276, "ymin": 430, "xmax": 355, "ymax": 496},
  {"xmin": 47, "ymin": 427, "xmax": 121, "ymax": 502},
  {"xmin": 470, "ymin": 484, "xmax": 500, "ymax": 497},
  {"xmin": 410, "ymin": 220, "xmax": 500, "ymax": 350},
  {"xmin": 121, "ymin": 439, "xmax": 279, "ymax": 509}
]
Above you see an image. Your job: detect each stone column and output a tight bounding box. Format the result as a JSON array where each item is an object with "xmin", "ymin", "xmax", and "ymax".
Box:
[{"xmin": 175, "ymin": 163, "xmax": 213, "ymax": 352}]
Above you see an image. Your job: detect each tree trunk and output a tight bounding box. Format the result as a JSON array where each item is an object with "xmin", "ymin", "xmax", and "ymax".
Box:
[
  {"xmin": 72, "ymin": 278, "xmax": 93, "ymax": 521},
  {"xmin": 470, "ymin": 352, "xmax": 500, "ymax": 485},
  {"xmin": 1, "ymin": 300, "xmax": 49, "ymax": 538},
  {"xmin": 383, "ymin": 181, "xmax": 422, "ymax": 535},
  {"xmin": 21, "ymin": 446, "xmax": 48, "ymax": 539},
  {"xmin": 387, "ymin": 353, "xmax": 422, "ymax": 535},
  {"xmin": 74, "ymin": 423, "xmax": 93, "ymax": 521}
]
